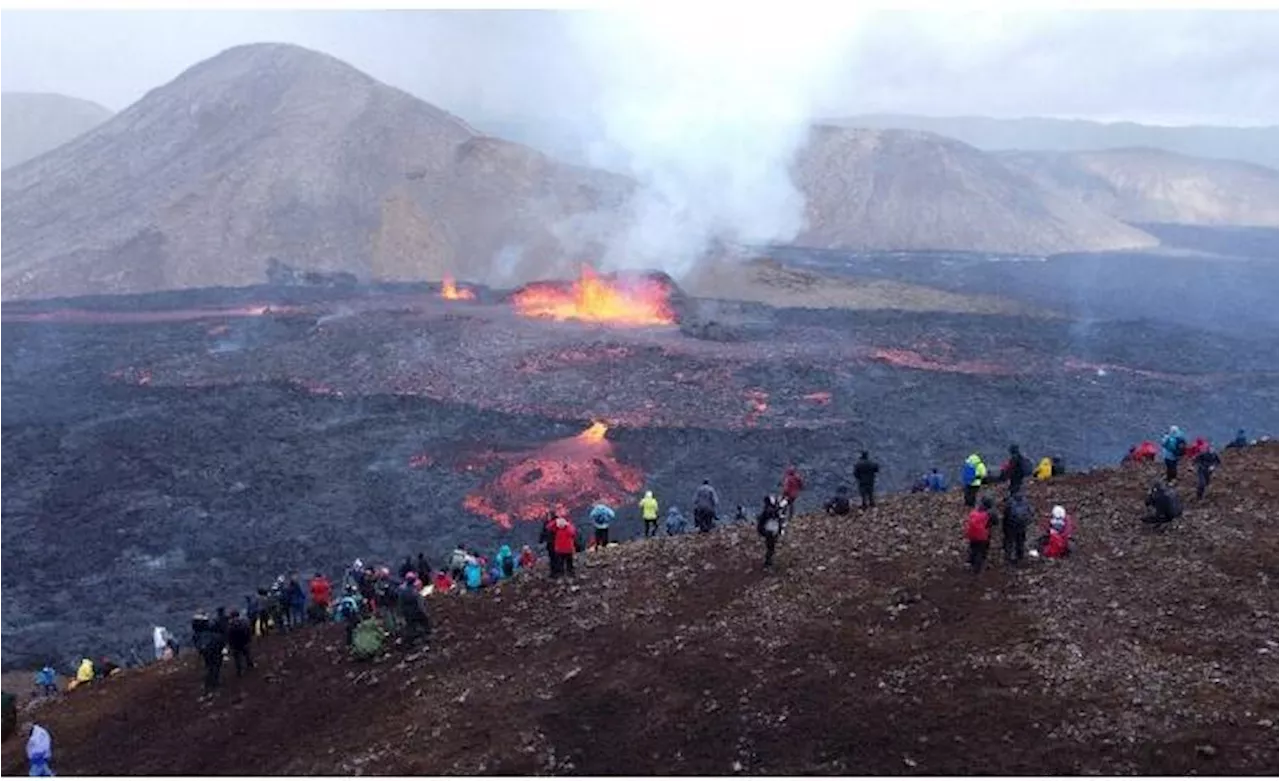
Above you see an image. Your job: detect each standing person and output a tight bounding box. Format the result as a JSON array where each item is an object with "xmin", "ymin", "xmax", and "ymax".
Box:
[
  {"xmin": 244, "ymin": 591, "xmax": 262, "ymax": 637},
  {"xmin": 1002, "ymin": 445, "xmax": 1032, "ymax": 495},
  {"xmin": 398, "ymin": 575, "xmax": 431, "ymax": 644},
  {"xmin": 692, "ymin": 479, "xmax": 719, "ymax": 533},
  {"xmin": 589, "ymin": 503, "xmax": 616, "ymax": 550},
  {"xmin": 269, "ymin": 576, "xmax": 289, "ymax": 631},
  {"xmin": 639, "ymin": 490, "xmax": 660, "ymax": 538},
  {"xmin": 27, "ymin": 724, "xmax": 53, "ymax": 777},
  {"xmin": 961, "ymin": 454, "xmax": 988, "ymax": 508},
  {"xmin": 398, "ymin": 557, "xmax": 414, "ymax": 579},
  {"xmin": 34, "ymin": 666, "xmax": 57, "ymax": 698},
  {"xmin": 153, "ymin": 626, "xmax": 170, "ymax": 661},
  {"xmin": 286, "ymin": 575, "xmax": 307, "ymax": 630},
  {"xmin": 756, "ymin": 495, "xmax": 783, "ymax": 568},
  {"xmin": 192, "ymin": 614, "xmax": 225, "ymax": 695},
  {"xmin": 541, "ymin": 514, "xmax": 562, "ymax": 578},
  {"xmin": 448, "ymin": 544, "xmax": 468, "ymax": 582},
  {"xmin": 416, "ymin": 552, "xmax": 430, "ymax": 580},
  {"xmin": 551, "ymin": 513, "xmax": 578, "ymax": 578},
  {"xmin": 852, "ymin": 452, "xmax": 880, "ymax": 509},
  {"xmin": 309, "ymin": 572, "xmax": 333, "ymax": 622},
  {"xmin": 781, "ymin": 466, "xmax": 805, "ymax": 521},
  {"xmin": 964, "ymin": 497, "xmax": 994, "ymax": 574},
  {"xmin": 1001, "ymin": 491, "xmax": 1033, "ymax": 566},
  {"xmin": 1194, "ymin": 443, "xmax": 1222, "ymax": 500},
  {"xmin": 1161, "ymin": 426, "xmax": 1188, "ymax": 483},
  {"xmin": 496, "ymin": 544, "xmax": 516, "ymax": 578},
  {"xmin": 226, "ymin": 610, "xmax": 254, "ymax": 677}
]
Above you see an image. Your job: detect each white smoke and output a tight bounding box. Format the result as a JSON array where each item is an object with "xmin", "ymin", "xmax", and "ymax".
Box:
[{"xmin": 564, "ymin": 7, "xmax": 866, "ymax": 278}]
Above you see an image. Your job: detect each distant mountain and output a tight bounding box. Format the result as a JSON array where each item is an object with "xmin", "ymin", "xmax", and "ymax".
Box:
[
  {"xmin": 1, "ymin": 44, "xmax": 630, "ymax": 300},
  {"xmin": 792, "ymin": 126, "xmax": 1158, "ymax": 255},
  {"xmin": 829, "ymin": 115, "xmax": 1279, "ymax": 170},
  {"xmin": 1, "ymin": 92, "xmax": 113, "ymax": 170},
  {"xmin": 998, "ymin": 148, "xmax": 1279, "ymax": 228}
]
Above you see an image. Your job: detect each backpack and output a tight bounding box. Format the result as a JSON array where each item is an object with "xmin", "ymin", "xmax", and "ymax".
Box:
[
  {"xmin": 351, "ymin": 618, "xmax": 385, "ymax": 660},
  {"xmin": 763, "ymin": 518, "xmax": 780, "ymax": 536},
  {"xmin": 961, "ymin": 462, "xmax": 977, "ymax": 485}
]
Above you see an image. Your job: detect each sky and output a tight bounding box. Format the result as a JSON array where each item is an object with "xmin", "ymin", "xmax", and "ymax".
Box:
[{"xmin": 1, "ymin": 8, "xmax": 1277, "ymax": 128}]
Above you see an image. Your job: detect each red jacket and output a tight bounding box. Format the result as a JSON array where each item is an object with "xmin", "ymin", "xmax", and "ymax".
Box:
[
  {"xmin": 433, "ymin": 571, "xmax": 454, "ymax": 592},
  {"xmin": 1039, "ymin": 514, "xmax": 1076, "ymax": 540},
  {"xmin": 518, "ymin": 548, "xmax": 537, "ymax": 570},
  {"xmin": 782, "ymin": 468, "xmax": 804, "ymax": 500},
  {"xmin": 550, "ymin": 518, "xmax": 578, "ymax": 555},
  {"xmin": 1185, "ymin": 437, "xmax": 1209, "ymax": 461},
  {"xmin": 309, "ymin": 576, "xmax": 332, "ymax": 605},
  {"xmin": 1044, "ymin": 530, "xmax": 1069, "ymax": 559},
  {"xmin": 965, "ymin": 509, "xmax": 991, "ymax": 542}
]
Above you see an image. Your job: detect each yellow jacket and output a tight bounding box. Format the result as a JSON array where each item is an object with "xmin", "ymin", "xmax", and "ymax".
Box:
[
  {"xmin": 76, "ymin": 658, "xmax": 95, "ymax": 683},
  {"xmin": 639, "ymin": 491, "xmax": 659, "ymax": 520},
  {"xmin": 1034, "ymin": 457, "xmax": 1053, "ymax": 481}
]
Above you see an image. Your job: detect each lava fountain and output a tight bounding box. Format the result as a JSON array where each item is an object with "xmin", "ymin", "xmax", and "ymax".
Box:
[
  {"xmin": 511, "ymin": 266, "xmax": 675, "ymax": 326},
  {"xmin": 462, "ymin": 421, "xmax": 644, "ymax": 529},
  {"xmin": 440, "ymin": 275, "xmax": 476, "ymax": 301}
]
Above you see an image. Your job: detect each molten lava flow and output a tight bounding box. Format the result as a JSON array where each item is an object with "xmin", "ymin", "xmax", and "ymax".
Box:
[
  {"xmin": 440, "ymin": 275, "xmax": 476, "ymax": 301},
  {"xmin": 462, "ymin": 422, "xmax": 643, "ymax": 529},
  {"xmin": 744, "ymin": 389, "xmax": 770, "ymax": 427},
  {"xmin": 511, "ymin": 266, "xmax": 674, "ymax": 326}
]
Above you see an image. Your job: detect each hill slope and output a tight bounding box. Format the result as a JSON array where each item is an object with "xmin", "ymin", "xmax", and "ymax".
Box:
[
  {"xmin": 793, "ymin": 126, "xmax": 1158, "ymax": 255},
  {"xmin": 0, "ymin": 44, "xmax": 629, "ymax": 301},
  {"xmin": 832, "ymin": 114, "xmax": 1280, "ymax": 170},
  {"xmin": 4, "ymin": 443, "xmax": 1274, "ymax": 775},
  {"xmin": 999, "ymin": 148, "xmax": 1280, "ymax": 227},
  {"xmin": 0, "ymin": 92, "xmax": 113, "ymax": 170}
]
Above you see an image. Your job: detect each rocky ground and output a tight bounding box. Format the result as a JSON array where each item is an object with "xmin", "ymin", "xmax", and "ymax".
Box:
[
  {"xmin": 2, "ymin": 282, "xmax": 1275, "ymax": 667},
  {"xmin": 3, "ymin": 444, "xmax": 1275, "ymax": 775}
]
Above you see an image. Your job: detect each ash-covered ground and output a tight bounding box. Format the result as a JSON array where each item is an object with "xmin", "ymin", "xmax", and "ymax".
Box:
[{"xmin": 2, "ymin": 276, "xmax": 1275, "ymax": 667}]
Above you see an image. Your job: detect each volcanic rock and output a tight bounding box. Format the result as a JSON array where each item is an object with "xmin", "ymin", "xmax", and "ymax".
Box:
[
  {"xmin": 0, "ymin": 92, "xmax": 113, "ymax": 170},
  {"xmin": 792, "ymin": 126, "xmax": 1159, "ymax": 255},
  {"xmin": 0, "ymin": 43, "xmax": 630, "ymax": 300}
]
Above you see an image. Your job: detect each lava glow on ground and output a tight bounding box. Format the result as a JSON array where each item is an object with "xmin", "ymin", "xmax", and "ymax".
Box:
[
  {"xmin": 461, "ymin": 421, "xmax": 644, "ymax": 529},
  {"xmin": 440, "ymin": 275, "xmax": 476, "ymax": 301},
  {"xmin": 511, "ymin": 266, "xmax": 675, "ymax": 326}
]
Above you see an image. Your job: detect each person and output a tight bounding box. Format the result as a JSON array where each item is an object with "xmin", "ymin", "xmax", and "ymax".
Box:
[
  {"xmin": 268, "ymin": 577, "xmax": 288, "ymax": 632},
  {"xmin": 1001, "ymin": 491, "xmax": 1033, "ymax": 566},
  {"xmin": 75, "ymin": 658, "xmax": 95, "ymax": 686},
  {"xmin": 589, "ymin": 503, "xmax": 616, "ymax": 549},
  {"xmin": 692, "ymin": 479, "xmax": 719, "ymax": 533},
  {"xmin": 398, "ymin": 575, "xmax": 431, "ymax": 644},
  {"xmin": 756, "ymin": 495, "xmax": 783, "ymax": 568},
  {"xmin": 665, "ymin": 506, "xmax": 689, "ymax": 536},
  {"xmin": 252, "ymin": 588, "xmax": 272, "ymax": 637},
  {"xmin": 309, "ymin": 572, "xmax": 333, "ymax": 621},
  {"xmin": 398, "ymin": 556, "xmax": 414, "ymax": 579},
  {"xmin": 550, "ymin": 513, "xmax": 578, "ymax": 578},
  {"xmin": 463, "ymin": 556, "xmax": 483, "ymax": 591},
  {"xmin": 431, "ymin": 569, "xmax": 455, "ymax": 595},
  {"xmin": 852, "ymin": 452, "xmax": 879, "ymax": 509},
  {"xmin": 1161, "ymin": 425, "xmax": 1188, "ymax": 483},
  {"xmin": 416, "ymin": 552, "xmax": 430, "ymax": 579},
  {"xmin": 153, "ymin": 626, "xmax": 170, "ymax": 661},
  {"xmin": 286, "ymin": 575, "xmax": 306, "ymax": 630},
  {"xmin": 1225, "ymin": 428, "xmax": 1248, "ymax": 449},
  {"xmin": 961, "ymin": 454, "xmax": 987, "ymax": 508},
  {"xmin": 733, "ymin": 505, "xmax": 750, "ymax": 524},
  {"xmin": 924, "ymin": 468, "xmax": 947, "ymax": 493},
  {"xmin": 243, "ymin": 591, "xmax": 262, "ymax": 638},
  {"xmin": 639, "ymin": 490, "xmax": 660, "ymax": 538},
  {"xmin": 1042, "ymin": 515, "xmax": 1071, "ymax": 559},
  {"xmin": 1144, "ymin": 481, "xmax": 1183, "ymax": 525},
  {"xmin": 496, "ymin": 544, "xmax": 516, "ymax": 578},
  {"xmin": 1001, "ymin": 445, "xmax": 1032, "ymax": 495},
  {"xmin": 226, "ymin": 610, "xmax": 254, "ymax": 677},
  {"xmin": 97, "ymin": 658, "xmax": 121, "ymax": 679},
  {"xmin": 541, "ymin": 515, "xmax": 563, "ymax": 578},
  {"xmin": 34, "ymin": 666, "xmax": 57, "ymax": 698},
  {"xmin": 1193, "ymin": 442, "xmax": 1222, "ymax": 500},
  {"xmin": 448, "ymin": 544, "xmax": 469, "ymax": 582},
  {"xmin": 192, "ymin": 613, "xmax": 225, "ymax": 695},
  {"xmin": 781, "ymin": 466, "xmax": 805, "ymax": 522},
  {"xmin": 1034, "ymin": 505, "xmax": 1077, "ymax": 557},
  {"xmin": 823, "ymin": 485, "xmax": 852, "ymax": 516},
  {"xmin": 333, "ymin": 593, "xmax": 363, "ymax": 646},
  {"xmin": 1034, "ymin": 456, "xmax": 1053, "ymax": 481},
  {"xmin": 965, "ymin": 496, "xmax": 994, "ymax": 573},
  {"xmin": 27, "ymin": 724, "xmax": 53, "ymax": 777},
  {"xmin": 517, "ymin": 545, "xmax": 537, "ymax": 571}
]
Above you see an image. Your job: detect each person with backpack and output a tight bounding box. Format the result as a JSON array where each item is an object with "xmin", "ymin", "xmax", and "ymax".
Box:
[
  {"xmin": 398, "ymin": 575, "xmax": 431, "ymax": 644},
  {"xmin": 463, "ymin": 555, "xmax": 483, "ymax": 591},
  {"xmin": 496, "ymin": 544, "xmax": 516, "ymax": 578},
  {"xmin": 34, "ymin": 666, "xmax": 57, "ymax": 697},
  {"xmin": 823, "ymin": 485, "xmax": 852, "ymax": 516},
  {"xmin": 1144, "ymin": 481, "xmax": 1183, "ymax": 525},
  {"xmin": 852, "ymin": 452, "xmax": 880, "ymax": 509},
  {"xmin": 226, "ymin": 610, "xmax": 254, "ymax": 677},
  {"xmin": 448, "ymin": 545, "xmax": 469, "ymax": 582},
  {"xmin": 550, "ymin": 513, "xmax": 578, "ymax": 578},
  {"xmin": 27, "ymin": 724, "xmax": 53, "ymax": 777},
  {"xmin": 692, "ymin": 480, "xmax": 719, "ymax": 533},
  {"xmin": 333, "ymin": 593, "xmax": 363, "ymax": 646},
  {"xmin": 665, "ymin": 505, "xmax": 689, "ymax": 536},
  {"xmin": 964, "ymin": 496, "xmax": 994, "ymax": 574},
  {"xmin": 1161, "ymin": 425, "xmax": 1188, "ymax": 483},
  {"xmin": 961, "ymin": 454, "xmax": 987, "ymax": 508},
  {"xmin": 589, "ymin": 503, "xmax": 616, "ymax": 549},
  {"xmin": 781, "ymin": 466, "xmax": 805, "ymax": 521},
  {"xmin": 1001, "ymin": 445, "xmax": 1032, "ymax": 495},
  {"xmin": 639, "ymin": 490, "xmax": 660, "ymax": 538},
  {"xmin": 1193, "ymin": 442, "xmax": 1222, "ymax": 500},
  {"xmin": 192, "ymin": 613, "xmax": 225, "ymax": 695},
  {"xmin": 286, "ymin": 574, "xmax": 307, "ymax": 629},
  {"xmin": 756, "ymin": 495, "xmax": 783, "ymax": 568},
  {"xmin": 1001, "ymin": 490, "xmax": 1033, "ymax": 566}
]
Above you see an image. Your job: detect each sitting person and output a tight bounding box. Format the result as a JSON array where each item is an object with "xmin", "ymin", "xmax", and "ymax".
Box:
[
  {"xmin": 1034, "ymin": 505, "xmax": 1076, "ymax": 557},
  {"xmin": 517, "ymin": 545, "xmax": 537, "ymax": 571},
  {"xmin": 1042, "ymin": 516, "xmax": 1071, "ymax": 559},
  {"xmin": 1033, "ymin": 457, "xmax": 1053, "ymax": 481},
  {"xmin": 665, "ymin": 506, "xmax": 689, "ymax": 536},
  {"xmin": 1225, "ymin": 428, "xmax": 1248, "ymax": 449},
  {"xmin": 823, "ymin": 486, "xmax": 852, "ymax": 516},
  {"xmin": 1144, "ymin": 481, "xmax": 1183, "ymax": 525}
]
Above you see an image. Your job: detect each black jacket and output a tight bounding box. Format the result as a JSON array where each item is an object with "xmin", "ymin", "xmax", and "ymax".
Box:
[
  {"xmin": 227, "ymin": 617, "xmax": 253, "ymax": 650},
  {"xmin": 1146, "ymin": 485, "xmax": 1183, "ymax": 520},
  {"xmin": 756, "ymin": 503, "xmax": 782, "ymax": 538},
  {"xmin": 853, "ymin": 458, "xmax": 880, "ymax": 488}
]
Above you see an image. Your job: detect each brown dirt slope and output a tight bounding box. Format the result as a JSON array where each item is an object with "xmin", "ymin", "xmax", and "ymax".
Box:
[{"xmin": 3, "ymin": 444, "xmax": 1276, "ymax": 776}]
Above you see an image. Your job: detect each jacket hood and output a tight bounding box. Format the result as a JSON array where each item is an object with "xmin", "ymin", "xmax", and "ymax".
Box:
[
  {"xmin": 966, "ymin": 454, "xmax": 981, "ymax": 464},
  {"xmin": 644, "ymin": 490, "xmax": 653, "ymax": 499}
]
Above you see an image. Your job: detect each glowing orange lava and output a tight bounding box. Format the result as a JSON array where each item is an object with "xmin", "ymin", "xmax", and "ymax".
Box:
[
  {"xmin": 440, "ymin": 275, "xmax": 476, "ymax": 301},
  {"xmin": 511, "ymin": 266, "xmax": 674, "ymax": 326},
  {"xmin": 462, "ymin": 421, "xmax": 643, "ymax": 529}
]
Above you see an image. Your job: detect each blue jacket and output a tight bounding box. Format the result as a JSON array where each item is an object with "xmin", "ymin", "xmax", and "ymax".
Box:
[
  {"xmin": 924, "ymin": 471, "xmax": 947, "ymax": 492},
  {"xmin": 463, "ymin": 562, "xmax": 483, "ymax": 590},
  {"xmin": 665, "ymin": 507, "xmax": 688, "ymax": 535},
  {"xmin": 35, "ymin": 667, "xmax": 55, "ymax": 687},
  {"xmin": 589, "ymin": 504, "xmax": 616, "ymax": 528},
  {"xmin": 1161, "ymin": 428, "xmax": 1187, "ymax": 462}
]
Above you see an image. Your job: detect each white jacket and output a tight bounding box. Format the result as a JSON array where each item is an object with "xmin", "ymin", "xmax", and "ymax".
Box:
[{"xmin": 154, "ymin": 626, "xmax": 168, "ymax": 649}]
